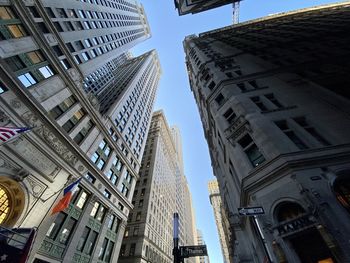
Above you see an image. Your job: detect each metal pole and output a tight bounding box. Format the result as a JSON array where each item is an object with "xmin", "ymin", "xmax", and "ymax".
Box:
[{"xmin": 173, "ymin": 212, "xmax": 179, "ymax": 263}]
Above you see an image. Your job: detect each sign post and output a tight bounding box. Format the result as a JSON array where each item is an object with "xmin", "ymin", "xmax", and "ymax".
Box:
[
  {"xmin": 173, "ymin": 213, "xmax": 180, "ymax": 263},
  {"xmin": 238, "ymin": 206, "xmax": 265, "ymax": 216},
  {"xmin": 173, "ymin": 212, "xmax": 208, "ymax": 263}
]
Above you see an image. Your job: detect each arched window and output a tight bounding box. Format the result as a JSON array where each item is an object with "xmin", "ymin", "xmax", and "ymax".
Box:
[
  {"xmin": 276, "ymin": 202, "xmax": 305, "ymax": 222},
  {"xmin": 334, "ymin": 175, "xmax": 350, "ymax": 213},
  {"xmin": 0, "ymin": 187, "xmax": 10, "ymax": 224},
  {"xmin": 0, "ymin": 176, "xmax": 25, "ymax": 227}
]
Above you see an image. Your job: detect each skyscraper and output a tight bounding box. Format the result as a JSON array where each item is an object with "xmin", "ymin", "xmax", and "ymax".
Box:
[
  {"xmin": 208, "ymin": 179, "xmax": 231, "ymax": 263},
  {"xmin": 196, "ymin": 229, "xmax": 210, "ymax": 263},
  {"xmin": 0, "ymin": 1, "xmax": 160, "ymax": 262},
  {"xmin": 174, "ymin": 0, "xmax": 238, "ymax": 16},
  {"xmin": 184, "ymin": 2, "xmax": 350, "ymax": 263},
  {"xmin": 119, "ymin": 110, "xmax": 198, "ymax": 263}
]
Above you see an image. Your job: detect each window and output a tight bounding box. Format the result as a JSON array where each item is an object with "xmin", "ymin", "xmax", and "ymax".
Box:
[
  {"xmin": 223, "ymin": 108, "xmax": 236, "ymax": 125},
  {"xmin": 104, "ymin": 241, "xmax": 114, "ymax": 262},
  {"xmin": 238, "ymin": 134, "xmax": 265, "ymax": 167},
  {"xmin": 5, "ymin": 56, "xmax": 25, "ymax": 71},
  {"xmin": 107, "ymin": 214, "xmax": 115, "ymax": 230},
  {"xmin": 275, "ymin": 120, "xmax": 308, "ymax": 150},
  {"xmin": 27, "ymin": 50, "xmax": 45, "ymax": 64},
  {"xmin": 76, "ymin": 227, "xmax": 90, "ymax": 252},
  {"xmin": 90, "ymin": 201, "xmax": 106, "ymax": 222},
  {"xmin": 62, "ymin": 109, "xmax": 85, "ymax": 133},
  {"xmin": 58, "ymin": 217, "xmax": 77, "ymax": 244},
  {"xmin": 49, "ymin": 96, "xmax": 77, "ymax": 120},
  {"xmin": 98, "ymin": 238, "xmax": 108, "ymax": 260},
  {"xmin": 208, "ymin": 81, "xmax": 215, "ymax": 90},
  {"xmin": 265, "ymin": 93, "xmax": 283, "ymax": 108},
  {"xmin": 215, "ymin": 93, "xmax": 224, "ymax": 106},
  {"xmin": 46, "ymin": 212, "xmax": 66, "ymax": 239},
  {"xmin": 0, "ymin": 6, "xmax": 16, "ymax": 19},
  {"xmin": 139, "ymin": 200, "xmax": 143, "ymax": 207},
  {"xmin": 103, "ymin": 189, "xmax": 111, "ymax": 199},
  {"xmin": 85, "ymin": 172, "xmax": 96, "ymax": 184},
  {"xmin": 0, "ymin": 82, "xmax": 8, "ymax": 94},
  {"xmin": 133, "ymin": 227, "xmax": 139, "ymax": 236},
  {"xmin": 53, "ymin": 22, "xmax": 63, "ymax": 32},
  {"xmin": 76, "ymin": 190, "xmax": 89, "ymax": 209},
  {"xmin": 294, "ymin": 117, "xmax": 330, "ymax": 146},
  {"xmin": 237, "ymin": 82, "xmax": 246, "ymax": 92},
  {"xmin": 86, "ymin": 231, "xmax": 98, "ymax": 255},
  {"xmin": 251, "ymin": 96, "xmax": 268, "ymax": 111},
  {"xmin": 141, "ymin": 188, "xmax": 145, "ymax": 196},
  {"xmin": 38, "ymin": 65, "xmax": 54, "ymax": 79},
  {"xmin": 18, "ymin": 73, "xmax": 37, "ymax": 88},
  {"xmin": 129, "ymin": 243, "xmax": 136, "ymax": 256},
  {"xmin": 73, "ymin": 120, "xmax": 94, "ymax": 144},
  {"xmin": 7, "ymin": 24, "xmax": 27, "ymax": 38}
]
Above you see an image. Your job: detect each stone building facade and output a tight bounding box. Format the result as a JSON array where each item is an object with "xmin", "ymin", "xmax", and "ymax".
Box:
[
  {"xmin": 184, "ymin": 2, "xmax": 350, "ymax": 263},
  {"xmin": 119, "ymin": 111, "xmax": 198, "ymax": 263},
  {"xmin": 208, "ymin": 179, "xmax": 230, "ymax": 263},
  {"xmin": 0, "ymin": 0, "xmax": 160, "ymax": 262}
]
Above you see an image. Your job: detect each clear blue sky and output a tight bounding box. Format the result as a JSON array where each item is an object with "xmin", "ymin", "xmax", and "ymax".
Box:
[{"xmin": 132, "ymin": 1, "xmax": 337, "ymax": 262}]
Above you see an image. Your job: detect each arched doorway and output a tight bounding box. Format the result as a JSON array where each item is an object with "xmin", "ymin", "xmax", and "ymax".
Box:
[
  {"xmin": 333, "ymin": 174, "xmax": 350, "ymax": 214},
  {"xmin": 274, "ymin": 202, "xmax": 336, "ymax": 263},
  {"xmin": 0, "ymin": 176, "xmax": 25, "ymax": 227}
]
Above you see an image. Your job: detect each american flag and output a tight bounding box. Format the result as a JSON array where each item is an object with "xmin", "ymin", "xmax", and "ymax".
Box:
[{"xmin": 0, "ymin": 126, "xmax": 31, "ymax": 143}]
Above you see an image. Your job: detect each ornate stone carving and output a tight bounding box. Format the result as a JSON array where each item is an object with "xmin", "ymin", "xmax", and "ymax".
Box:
[
  {"xmin": 21, "ymin": 111, "xmax": 78, "ymax": 166},
  {"xmin": 224, "ymin": 115, "xmax": 251, "ymax": 144},
  {"xmin": 10, "ymin": 99, "xmax": 21, "ymax": 109},
  {"xmin": 26, "ymin": 175, "xmax": 47, "ymax": 198},
  {"xmin": 0, "ymin": 110, "xmax": 10, "ymax": 125}
]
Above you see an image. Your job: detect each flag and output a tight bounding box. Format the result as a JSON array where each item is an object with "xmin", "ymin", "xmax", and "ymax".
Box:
[
  {"xmin": 0, "ymin": 126, "xmax": 31, "ymax": 144},
  {"xmin": 52, "ymin": 178, "xmax": 81, "ymax": 215}
]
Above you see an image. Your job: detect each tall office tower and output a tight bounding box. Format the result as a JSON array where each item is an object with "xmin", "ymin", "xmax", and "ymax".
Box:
[
  {"xmin": 196, "ymin": 230, "xmax": 210, "ymax": 263},
  {"xmin": 7, "ymin": 0, "xmax": 151, "ymax": 95},
  {"xmin": 174, "ymin": 0, "xmax": 237, "ymax": 16},
  {"xmin": 0, "ymin": 1, "xmax": 160, "ymax": 263},
  {"xmin": 184, "ymin": 2, "xmax": 350, "ymax": 263},
  {"xmin": 208, "ymin": 179, "xmax": 231, "ymax": 263},
  {"xmin": 119, "ymin": 111, "xmax": 198, "ymax": 263}
]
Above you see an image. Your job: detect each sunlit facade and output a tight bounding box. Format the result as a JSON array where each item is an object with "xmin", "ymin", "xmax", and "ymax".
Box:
[
  {"xmin": 0, "ymin": 0, "xmax": 160, "ymax": 262},
  {"xmin": 119, "ymin": 111, "xmax": 198, "ymax": 263},
  {"xmin": 184, "ymin": 2, "xmax": 350, "ymax": 263}
]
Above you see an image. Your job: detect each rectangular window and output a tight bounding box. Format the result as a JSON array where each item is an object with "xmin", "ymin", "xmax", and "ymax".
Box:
[
  {"xmin": 58, "ymin": 217, "xmax": 77, "ymax": 244},
  {"xmin": 238, "ymin": 134, "xmax": 265, "ymax": 167},
  {"xmin": 27, "ymin": 50, "xmax": 44, "ymax": 64},
  {"xmin": 215, "ymin": 93, "xmax": 224, "ymax": 106},
  {"xmin": 18, "ymin": 72, "xmax": 37, "ymax": 88},
  {"xmin": 85, "ymin": 172, "xmax": 96, "ymax": 184},
  {"xmin": 85, "ymin": 231, "xmax": 98, "ymax": 255},
  {"xmin": 76, "ymin": 227, "xmax": 90, "ymax": 252},
  {"xmin": 7, "ymin": 24, "xmax": 27, "ymax": 38},
  {"xmin": 46, "ymin": 212, "xmax": 66, "ymax": 239},
  {"xmin": 103, "ymin": 190, "xmax": 111, "ymax": 199},
  {"xmin": 98, "ymin": 238, "xmax": 108, "ymax": 260},
  {"xmin": 265, "ymin": 93, "xmax": 283, "ymax": 108},
  {"xmin": 223, "ymin": 108, "xmax": 236, "ymax": 125},
  {"xmin": 107, "ymin": 214, "xmax": 115, "ymax": 230},
  {"xmin": 0, "ymin": 6, "xmax": 16, "ymax": 19},
  {"xmin": 6, "ymin": 56, "xmax": 26, "ymax": 74},
  {"xmin": 293, "ymin": 117, "xmax": 330, "ymax": 146},
  {"xmin": 129, "ymin": 243, "xmax": 136, "ymax": 256},
  {"xmin": 275, "ymin": 120, "xmax": 308, "ymax": 150},
  {"xmin": 38, "ymin": 65, "xmax": 54, "ymax": 79},
  {"xmin": 251, "ymin": 96, "xmax": 268, "ymax": 111},
  {"xmin": 104, "ymin": 241, "xmax": 114, "ymax": 262}
]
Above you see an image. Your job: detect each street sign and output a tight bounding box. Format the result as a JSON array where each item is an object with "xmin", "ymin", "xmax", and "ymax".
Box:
[
  {"xmin": 179, "ymin": 245, "xmax": 208, "ymax": 258},
  {"xmin": 238, "ymin": 206, "xmax": 265, "ymax": 216}
]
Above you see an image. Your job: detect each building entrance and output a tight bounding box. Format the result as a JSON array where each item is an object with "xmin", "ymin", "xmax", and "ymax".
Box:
[{"xmin": 289, "ymin": 228, "xmax": 336, "ymax": 263}]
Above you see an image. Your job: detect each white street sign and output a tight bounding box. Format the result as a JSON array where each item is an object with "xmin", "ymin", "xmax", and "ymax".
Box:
[{"xmin": 238, "ymin": 206, "xmax": 265, "ymax": 216}]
